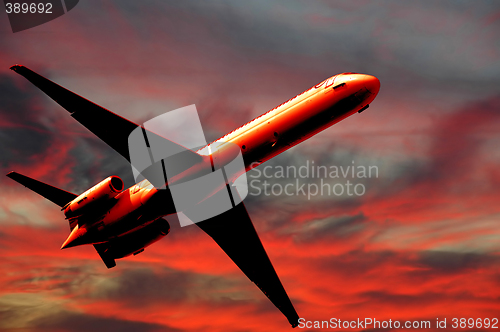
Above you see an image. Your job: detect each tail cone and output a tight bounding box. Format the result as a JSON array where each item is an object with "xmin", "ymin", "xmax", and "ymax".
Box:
[{"xmin": 61, "ymin": 224, "xmax": 88, "ymax": 249}]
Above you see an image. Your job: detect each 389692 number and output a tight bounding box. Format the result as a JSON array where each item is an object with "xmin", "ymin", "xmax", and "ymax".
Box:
[
  {"xmin": 452, "ymin": 318, "xmax": 498, "ymax": 329},
  {"xmin": 5, "ymin": 3, "xmax": 53, "ymax": 14}
]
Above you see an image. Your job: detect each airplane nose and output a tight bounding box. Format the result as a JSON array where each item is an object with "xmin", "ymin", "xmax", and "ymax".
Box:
[{"xmin": 363, "ymin": 75, "xmax": 380, "ymax": 96}]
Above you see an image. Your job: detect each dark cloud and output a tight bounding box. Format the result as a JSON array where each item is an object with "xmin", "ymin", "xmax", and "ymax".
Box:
[
  {"xmin": 306, "ymin": 249, "xmax": 500, "ymax": 288},
  {"xmin": 31, "ymin": 310, "xmax": 175, "ymax": 332},
  {"xmin": 0, "ymin": 74, "xmax": 54, "ymax": 168},
  {"xmin": 0, "ymin": 70, "xmax": 136, "ymax": 193},
  {"xmin": 416, "ymin": 250, "xmax": 500, "ymax": 274},
  {"xmin": 312, "ymin": 250, "xmax": 399, "ymax": 278},
  {"xmin": 89, "ymin": 0, "xmax": 500, "ymax": 95},
  {"xmin": 88, "ymin": 267, "xmax": 246, "ymax": 307},
  {"xmin": 0, "ymin": 291, "xmax": 175, "ymax": 332},
  {"xmin": 334, "ymin": 96, "xmax": 500, "ymax": 219},
  {"xmin": 289, "ymin": 213, "xmax": 368, "ymax": 244},
  {"xmin": 359, "ymin": 290, "xmax": 443, "ymax": 308},
  {"xmin": 95, "ymin": 267, "xmax": 193, "ymax": 304},
  {"xmin": 431, "ymin": 99, "xmax": 499, "ymax": 187},
  {"xmin": 427, "ymin": 97, "xmax": 500, "ymax": 184},
  {"xmin": 67, "ymin": 136, "xmax": 135, "ymax": 192}
]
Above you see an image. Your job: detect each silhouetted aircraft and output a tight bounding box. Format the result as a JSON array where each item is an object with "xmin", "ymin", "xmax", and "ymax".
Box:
[{"xmin": 7, "ymin": 65, "xmax": 379, "ymax": 327}]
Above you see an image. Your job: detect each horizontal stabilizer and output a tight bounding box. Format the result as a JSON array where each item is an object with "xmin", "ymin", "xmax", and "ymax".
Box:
[{"xmin": 6, "ymin": 171, "xmax": 77, "ymax": 207}]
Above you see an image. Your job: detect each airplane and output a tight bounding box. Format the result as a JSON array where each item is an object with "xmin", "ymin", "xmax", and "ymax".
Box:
[{"xmin": 6, "ymin": 65, "xmax": 380, "ymax": 328}]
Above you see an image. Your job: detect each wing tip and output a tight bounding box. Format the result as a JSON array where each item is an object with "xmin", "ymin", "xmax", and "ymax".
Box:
[
  {"xmin": 10, "ymin": 64, "xmax": 24, "ymax": 72},
  {"xmin": 6, "ymin": 171, "xmax": 17, "ymax": 178}
]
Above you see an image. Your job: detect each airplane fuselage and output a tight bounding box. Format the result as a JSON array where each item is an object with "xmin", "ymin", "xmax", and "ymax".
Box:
[
  {"xmin": 206, "ymin": 73, "xmax": 379, "ymax": 170},
  {"xmin": 62, "ymin": 73, "xmax": 380, "ymax": 256}
]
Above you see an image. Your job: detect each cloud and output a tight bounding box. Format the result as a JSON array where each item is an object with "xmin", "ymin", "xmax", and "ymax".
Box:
[
  {"xmin": 1, "ymin": 1, "xmax": 500, "ymax": 331},
  {"xmin": 416, "ymin": 250, "xmax": 500, "ymax": 274},
  {"xmin": 0, "ymin": 293, "xmax": 176, "ymax": 332},
  {"xmin": 0, "ymin": 74, "xmax": 55, "ymax": 168},
  {"xmin": 87, "ymin": 267, "xmax": 242, "ymax": 305},
  {"xmin": 34, "ymin": 311, "xmax": 176, "ymax": 332}
]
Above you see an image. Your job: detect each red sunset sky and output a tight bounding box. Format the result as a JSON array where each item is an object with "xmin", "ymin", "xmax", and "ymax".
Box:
[{"xmin": 0, "ymin": 1, "xmax": 499, "ymax": 331}]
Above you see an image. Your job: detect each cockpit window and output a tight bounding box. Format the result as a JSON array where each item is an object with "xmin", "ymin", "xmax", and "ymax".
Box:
[
  {"xmin": 315, "ymin": 75, "xmax": 338, "ymax": 89},
  {"xmin": 315, "ymin": 80, "xmax": 327, "ymax": 88},
  {"xmin": 325, "ymin": 76, "xmax": 335, "ymax": 88}
]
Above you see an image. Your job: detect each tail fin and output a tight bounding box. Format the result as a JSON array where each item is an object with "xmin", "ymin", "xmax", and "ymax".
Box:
[
  {"xmin": 6, "ymin": 171, "xmax": 77, "ymax": 207},
  {"xmin": 7, "ymin": 172, "xmax": 116, "ymax": 268}
]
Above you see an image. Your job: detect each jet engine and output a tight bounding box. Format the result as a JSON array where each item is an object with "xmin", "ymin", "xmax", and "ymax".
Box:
[{"xmin": 64, "ymin": 176, "xmax": 124, "ymax": 217}]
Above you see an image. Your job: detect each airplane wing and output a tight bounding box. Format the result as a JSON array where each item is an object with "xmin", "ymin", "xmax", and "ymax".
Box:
[
  {"xmin": 6, "ymin": 171, "xmax": 77, "ymax": 207},
  {"xmin": 10, "ymin": 65, "xmax": 299, "ymax": 325},
  {"xmin": 190, "ymin": 202, "xmax": 300, "ymax": 328},
  {"xmin": 10, "ymin": 65, "xmax": 202, "ymax": 185}
]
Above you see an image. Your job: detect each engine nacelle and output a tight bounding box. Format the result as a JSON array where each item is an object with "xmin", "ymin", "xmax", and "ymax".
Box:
[{"xmin": 64, "ymin": 176, "xmax": 124, "ymax": 217}]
